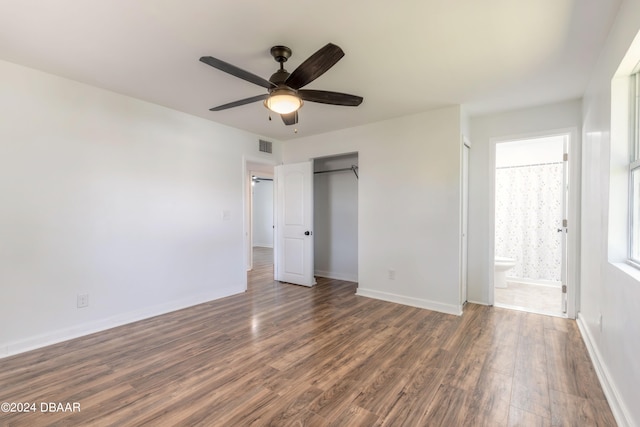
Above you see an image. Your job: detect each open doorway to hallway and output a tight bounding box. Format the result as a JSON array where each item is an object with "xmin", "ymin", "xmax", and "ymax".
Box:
[
  {"xmin": 245, "ymin": 159, "xmax": 275, "ymax": 274},
  {"xmin": 251, "ymin": 173, "xmax": 274, "ymax": 268}
]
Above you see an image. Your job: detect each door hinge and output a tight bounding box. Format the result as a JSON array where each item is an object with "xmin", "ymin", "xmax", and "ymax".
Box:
[
  {"xmin": 562, "ymin": 285, "xmax": 567, "ymax": 293},
  {"xmin": 562, "ymin": 219, "xmax": 568, "ymax": 228},
  {"xmin": 563, "ymin": 152, "xmax": 568, "ymax": 161}
]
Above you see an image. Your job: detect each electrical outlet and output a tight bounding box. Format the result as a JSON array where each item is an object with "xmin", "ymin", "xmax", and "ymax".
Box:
[
  {"xmin": 388, "ymin": 269, "xmax": 396, "ymax": 280},
  {"xmin": 77, "ymin": 294, "xmax": 89, "ymax": 308}
]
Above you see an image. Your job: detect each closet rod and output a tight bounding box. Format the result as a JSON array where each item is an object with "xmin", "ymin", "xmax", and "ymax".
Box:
[{"xmin": 314, "ymin": 165, "xmax": 359, "ymax": 179}]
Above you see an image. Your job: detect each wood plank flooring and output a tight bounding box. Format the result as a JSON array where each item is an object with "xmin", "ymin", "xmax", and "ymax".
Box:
[{"xmin": 0, "ymin": 248, "xmax": 616, "ymax": 426}]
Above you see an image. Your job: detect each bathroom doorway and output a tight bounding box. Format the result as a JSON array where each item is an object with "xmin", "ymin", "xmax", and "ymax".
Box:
[{"xmin": 493, "ymin": 134, "xmax": 568, "ymax": 317}]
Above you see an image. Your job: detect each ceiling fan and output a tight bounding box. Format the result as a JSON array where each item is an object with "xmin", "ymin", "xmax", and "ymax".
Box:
[{"xmin": 199, "ymin": 43, "xmax": 363, "ymax": 126}]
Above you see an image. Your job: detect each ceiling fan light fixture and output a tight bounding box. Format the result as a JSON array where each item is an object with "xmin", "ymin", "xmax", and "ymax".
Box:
[
  {"xmin": 202, "ymin": 43, "xmax": 361, "ymax": 126},
  {"xmin": 264, "ymin": 88, "xmax": 302, "ymax": 114}
]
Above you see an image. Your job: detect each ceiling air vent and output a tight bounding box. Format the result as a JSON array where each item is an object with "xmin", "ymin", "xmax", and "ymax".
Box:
[{"xmin": 258, "ymin": 139, "xmax": 273, "ymax": 154}]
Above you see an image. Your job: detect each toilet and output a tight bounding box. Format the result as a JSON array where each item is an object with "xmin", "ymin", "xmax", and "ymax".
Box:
[{"xmin": 494, "ymin": 256, "xmax": 516, "ymax": 288}]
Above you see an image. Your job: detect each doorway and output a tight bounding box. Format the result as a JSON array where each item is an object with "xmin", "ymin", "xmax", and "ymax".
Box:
[
  {"xmin": 313, "ymin": 153, "xmax": 359, "ymax": 282},
  {"xmin": 246, "ymin": 161, "xmax": 275, "ymax": 273},
  {"xmin": 251, "ymin": 173, "xmax": 274, "ymax": 274},
  {"xmin": 493, "ymin": 134, "xmax": 568, "ymax": 317}
]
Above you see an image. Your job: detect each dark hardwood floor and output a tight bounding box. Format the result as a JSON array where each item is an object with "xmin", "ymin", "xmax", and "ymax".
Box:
[{"xmin": 0, "ymin": 247, "xmax": 616, "ymax": 426}]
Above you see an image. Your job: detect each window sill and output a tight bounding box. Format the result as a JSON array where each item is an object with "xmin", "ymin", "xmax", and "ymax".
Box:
[{"xmin": 611, "ymin": 260, "xmax": 640, "ymax": 282}]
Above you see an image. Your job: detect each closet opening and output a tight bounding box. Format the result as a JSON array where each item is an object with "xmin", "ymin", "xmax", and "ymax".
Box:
[{"xmin": 313, "ymin": 153, "xmax": 359, "ymax": 283}]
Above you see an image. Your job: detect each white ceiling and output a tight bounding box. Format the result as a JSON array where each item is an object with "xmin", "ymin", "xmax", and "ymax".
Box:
[{"xmin": 0, "ymin": 0, "xmax": 622, "ymax": 141}]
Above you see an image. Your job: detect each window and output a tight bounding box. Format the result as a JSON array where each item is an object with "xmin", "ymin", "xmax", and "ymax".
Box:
[
  {"xmin": 609, "ymin": 32, "xmax": 640, "ymax": 268},
  {"xmin": 630, "ymin": 72, "xmax": 640, "ymax": 264}
]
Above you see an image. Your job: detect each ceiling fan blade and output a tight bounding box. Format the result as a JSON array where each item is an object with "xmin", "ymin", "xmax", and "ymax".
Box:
[
  {"xmin": 200, "ymin": 56, "xmax": 275, "ymax": 89},
  {"xmin": 209, "ymin": 94, "xmax": 268, "ymax": 111},
  {"xmin": 281, "ymin": 111, "xmax": 298, "ymax": 126},
  {"xmin": 299, "ymin": 90, "xmax": 363, "ymax": 106},
  {"xmin": 285, "ymin": 43, "xmax": 344, "ymax": 89}
]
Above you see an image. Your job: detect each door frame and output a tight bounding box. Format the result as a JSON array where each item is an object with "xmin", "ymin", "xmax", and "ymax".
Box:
[
  {"xmin": 488, "ymin": 128, "xmax": 579, "ymax": 318},
  {"xmin": 249, "ymin": 170, "xmax": 274, "ymax": 270},
  {"xmin": 461, "ymin": 136, "xmax": 470, "ymax": 307},
  {"xmin": 243, "ymin": 157, "xmax": 276, "ymax": 284}
]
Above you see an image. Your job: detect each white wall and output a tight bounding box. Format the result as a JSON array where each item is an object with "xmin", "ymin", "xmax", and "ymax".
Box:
[
  {"xmin": 314, "ymin": 153, "xmax": 358, "ymax": 281},
  {"xmin": 579, "ymin": 0, "xmax": 640, "ymax": 425},
  {"xmin": 252, "ymin": 180, "xmax": 274, "ymax": 248},
  {"xmin": 468, "ymin": 99, "xmax": 582, "ymax": 305},
  {"xmin": 0, "ymin": 59, "xmax": 280, "ymax": 357},
  {"xmin": 283, "ymin": 106, "xmax": 463, "ymax": 315}
]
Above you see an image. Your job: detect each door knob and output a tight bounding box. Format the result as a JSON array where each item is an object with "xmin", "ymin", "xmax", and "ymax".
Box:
[{"xmin": 304, "ymin": 231, "xmax": 312, "ymax": 236}]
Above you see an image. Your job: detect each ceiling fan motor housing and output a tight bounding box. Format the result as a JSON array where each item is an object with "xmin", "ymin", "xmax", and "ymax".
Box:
[
  {"xmin": 269, "ymin": 46, "xmax": 292, "ymax": 85},
  {"xmin": 270, "ymin": 46, "xmax": 292, "ymax": 63},
  {"xmin": 269, "ymin": 69, "xmax": 290, "ymax": 85}
]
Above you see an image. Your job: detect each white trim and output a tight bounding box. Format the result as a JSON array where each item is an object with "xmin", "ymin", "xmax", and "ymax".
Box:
[
  {"xmin": 356, "ymin": 287, "xmax": 462, "ymax": 316},
  {"xmin": 625, "ymin": 259, "xmax": 640, "ymax": 270},
  {"xmin": 462, "ymin": 134, "xmax": 472, "ymax": 148},
  {"xmin": 1, "ymin": 285, "xmax": 243, "ymax": 359},
  {"xmin": 629, "ymin": 74, "xmax": 639, "ymax": 264},
  {"xmin": 577, "ymin": 314, "xmax": 633, "ymax": 427},
  {"xmin": 460, "ymin": 140, "xmax": 470, "ymax": 306}
]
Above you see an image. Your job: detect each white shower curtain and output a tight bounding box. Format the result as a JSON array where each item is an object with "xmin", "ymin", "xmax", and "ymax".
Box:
[{"xmin": 495, "ymin": 163, "xmax": 563, "ymax": 282}]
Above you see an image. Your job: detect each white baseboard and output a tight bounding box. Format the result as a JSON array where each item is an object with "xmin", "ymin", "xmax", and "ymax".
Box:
[
  {"xmin": 1, "ymin": 285, "xmax": 243, "ymax": 359},
  {"xmin": 314, "ymin": 270, "xmax": 358, "ymax": 282},
  {"xmin": 576, "ymin": 313, "xmax": 634, "ymax": 427},
  {"xmin": 356, "ymin": 287, "xmax": 462, "ymax": 316}
]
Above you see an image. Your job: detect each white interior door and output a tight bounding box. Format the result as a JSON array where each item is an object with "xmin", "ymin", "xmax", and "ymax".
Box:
[
  {"xmin": 561, "ymin": 137, "xmax": 569, "ymax": 313},
  {"xmin": 275, "ymin": 161, "xmax": 315, "ymax": 286}
]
